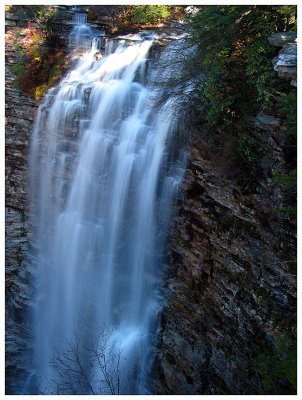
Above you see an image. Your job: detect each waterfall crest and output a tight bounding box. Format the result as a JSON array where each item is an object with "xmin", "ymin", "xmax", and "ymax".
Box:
[{"xmin": 29, "ymin": 13, "xmax": 185, "ymax": 394}]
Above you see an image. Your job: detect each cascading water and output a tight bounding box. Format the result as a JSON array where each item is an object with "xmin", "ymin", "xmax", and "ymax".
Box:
[
  {"xmin": 69, "ymin": 12, "xmax": 104, "ymax": 52},
  {"xmin": 29, "ymin": 13, "xmax": 185, "ymax": 394}
]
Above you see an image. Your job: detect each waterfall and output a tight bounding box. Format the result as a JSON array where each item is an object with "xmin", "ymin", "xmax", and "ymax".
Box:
[
  {"xmin": 29, "ymin": 13, "xmax": 185, "ymax": 395},
  {"xmin": 69, "ymin": 12, "xmax": 105, "ymax": 51}
]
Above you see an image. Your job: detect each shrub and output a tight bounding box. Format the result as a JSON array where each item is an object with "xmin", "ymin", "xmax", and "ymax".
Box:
[
  {"xmin": 130, "ymin": 5, "xmax": 170, "ymax": 25},
  {"xmin": 15, "ymin": 5, "xmax": 57, "ymax": 25},
  {"xmin": 236, "ymin": 134, "xmax": 263, "ymax": 164},
  {"xmin": 273, "ymin": 170, "xmax": 297, "ymax": 189},
  {"xmin": 278, "ymin": 91, "xmax": 297, "ymax": 136},
  {"xmin": 251, "ymin": 335, "xmax": 297, "ymax": 393},
  {"xmin": 7, "ymin": 22, "xmax": 65, "ymax": 100}
]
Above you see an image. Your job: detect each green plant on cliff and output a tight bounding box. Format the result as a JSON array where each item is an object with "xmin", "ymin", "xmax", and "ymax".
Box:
[
  {"xmin": 276, "ymin": 5, "xmax": 297, "ymax": 30},
  {"xmin": 251, "ymin": 335, "xmax": 297, "ymax": 393},
  {"xmin": 236, "ymin": 134, "xmax": 263, "ymax": 164},
  {"xmin": 273, "ymin": 170, "xmax": 297, "ymax": 190},
  {"xmin": 279, "ymin": 90, "xmax": 297, "ymax": 136},
  {"xmin": 7, "ymin": 5, "xmax": 58, "ymax": 25},
  {"xmin": 273, "ymin": 169, "xmax": 297, "ymax": 218},
  {"xmin": 25, "ymin": 5, "xmax": 57, "ymax": 25},
  {"xmin": 245, "ymin": 36, "xmax": 280, "ymax": 108}
]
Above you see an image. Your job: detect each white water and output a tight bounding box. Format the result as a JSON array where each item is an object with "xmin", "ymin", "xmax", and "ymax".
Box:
[{"xmin": 29, "ymin": 14, "xmax": 185, "ymax": 394}]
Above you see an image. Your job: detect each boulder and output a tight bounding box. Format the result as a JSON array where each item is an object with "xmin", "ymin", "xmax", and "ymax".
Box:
[
  {"xmin": 275, "ymin": 43, "xmax": 297, "ymax": 67},
  {"xmin": 272, "ymin": 42, "xmax": 297, "ymax": 85},
  {"xmin": 255, "ymin": 113, "xmax": 281, "ymax": 130}
]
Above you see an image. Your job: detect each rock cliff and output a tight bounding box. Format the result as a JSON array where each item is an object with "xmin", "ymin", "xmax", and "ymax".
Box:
[
  {"xmin": 5, "ymin": 35, "xmax": 39, "ymax": 390},
  {"xmin": 152, "ymin": 39, "xmax": 297, "ymax": 395}
]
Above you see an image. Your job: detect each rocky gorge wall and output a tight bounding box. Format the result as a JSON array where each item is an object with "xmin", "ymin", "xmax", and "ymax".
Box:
[
  {"xmin": 5, "ymin": 45, "xmax": 38, "ymax": 393},
  {"xmin": 152, "ymin": 34, "xmax": 297, "ymax": 395}
]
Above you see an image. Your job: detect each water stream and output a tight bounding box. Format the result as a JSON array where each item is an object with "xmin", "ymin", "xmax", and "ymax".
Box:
[{"xmin": 29, "ymin": 13, "xmax": 185, "ymax": 394}]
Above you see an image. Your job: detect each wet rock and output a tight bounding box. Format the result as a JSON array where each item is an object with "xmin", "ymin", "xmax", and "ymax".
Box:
[{"xmin": 94, "ymin": 51, "xmax": 102, "ymax": 60}]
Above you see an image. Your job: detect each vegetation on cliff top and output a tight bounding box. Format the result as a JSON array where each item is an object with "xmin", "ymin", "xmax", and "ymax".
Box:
[
  {"xmin": 86, "ymin": 5, "xmax": 185, "ymax": 35},
  {"xmin": 6, "ymin": 6, "xmax": 66, "ymax": 101},
  {"xmin": 182, "ymin": 5, "xmax": 296, "ymax": 215},
  {"xmin": 188, "ymin": 5, "xmax": 296, "ymax": 126}
]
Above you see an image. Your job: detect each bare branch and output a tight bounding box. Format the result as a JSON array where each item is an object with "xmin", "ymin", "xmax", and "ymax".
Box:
[{"xmin": 48, "ymin": 327, "xmax": 123, "ymax": 394}]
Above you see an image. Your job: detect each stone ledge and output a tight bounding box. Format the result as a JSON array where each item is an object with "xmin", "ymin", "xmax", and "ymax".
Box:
[
  {"xmin": 268, "ymin": 32, "xmax": 297, "ymax": 47},
  {"xmin": 269, "ymin": 34, "xmax": 297, "ymax": 86}
]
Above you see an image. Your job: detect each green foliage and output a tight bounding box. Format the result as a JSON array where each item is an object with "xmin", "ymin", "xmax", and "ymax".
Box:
[
  {"xmin": 273, "ymin": 170, "xmax": 296, "ymax": 189},
  {"xmin": 272, "ymin": 170, "xmax": 296, "ymax": 219},
  {"xmin": 277, "ymin": 5, "xmax": 297, "ymax": 17},
  {"xmin": 6, "ymin": 5, "xmax": 58, "ymax": 26},
  {"xmin": 11, "ymin": 60, "xmax": 26, "ymax": 77},
  {"xmin": 280, "ymin": 206, "xmax": 296, "ymax": 218},
  {"xmin": 86, "ymin": 5, "xmax": 182, "ymax": 34},
  {"xmin": 251, "ymin": 335, "xmax": 297, "ymax": 393},
  {"xmin": 190, "ymin": 6, "xmax": 253, "ymax": 126},
  {"xmin": 189, "ymin": 6, "xmax": 296, "ymax": 127},
  {"xmin": 277, "ymin": 6, "xmax": 297, "ymax": 30},
  {"xmin": 33, "ymin": 51, "xmax": 66, "ymax": 100},
  {"xmin": 23, "ymin": 5, "xmax": 57, "ymax": 25},
  {"xmin": 279, "ymin": 91, "xmax": 297, "ymax": 135},
  {"xmin": 245, "ymin": 37, "xmax": 281, "ymax": 108},
  {"xmin": 236, "ymin": 134, "xmax": 263, "ymax": 163},
  {"xmin": 130, "ymin": 5, "xmax": 170, "ymax": 25}
]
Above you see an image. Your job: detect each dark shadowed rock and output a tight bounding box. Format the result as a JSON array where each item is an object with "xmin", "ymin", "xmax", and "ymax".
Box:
[
  {"xmin": 255, "ymin": 114, "xmax": 281, "ymax": 130},
  {"xmin": 5, "ymin": 22, "xmax": 37, "ymax": 395},
  {"xmin": 152, "ymin": 123, "xmax": 296, "ymax": 394},
  {"xmin": 268, "ymin": 32, "xmax": 296, "ymax": 47}
]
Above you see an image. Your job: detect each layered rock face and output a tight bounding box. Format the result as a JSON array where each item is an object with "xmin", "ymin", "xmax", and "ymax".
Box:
[
  {"xmin": 153, "ymin": 118, "xmax": 296, "ymax": 394},
  {"xmin": 5, "ymin": 45, "xmax": 37, "ymax": 393}
]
